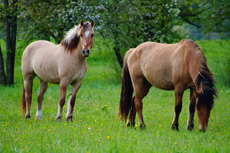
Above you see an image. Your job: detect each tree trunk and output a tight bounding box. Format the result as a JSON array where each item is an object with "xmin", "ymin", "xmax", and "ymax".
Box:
[
  {"xmin": 113, "ymin": 34, "xmax": 123, "ymax": 68},
  {"xmin": 113, "ymin": 46, "xmax": 123, "ymax": 68},
  {"xmin": 4, "ymin": 0, "xmax": 18, "ymax": 85},
  {"xmin": 0, "ymin": 46, "xmax": 6, "ymax": 84}
]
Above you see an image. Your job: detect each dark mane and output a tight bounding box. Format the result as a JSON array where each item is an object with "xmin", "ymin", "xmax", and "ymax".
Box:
[
  {"xmin": 60, "ymin": 22, "xmax": 91, "ymax": 52},
  {"xmin": 61, "ymin": 33, "xmax": 80, "ymax": 52},
  {"xmin": 190, "ymin": 40, "xmax": 218, "ymax": 110}
]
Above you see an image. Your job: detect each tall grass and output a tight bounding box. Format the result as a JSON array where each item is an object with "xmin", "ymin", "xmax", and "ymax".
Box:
[{"xmin": 0, "ymin": 39, "xmax": 230, "ymax": 152}]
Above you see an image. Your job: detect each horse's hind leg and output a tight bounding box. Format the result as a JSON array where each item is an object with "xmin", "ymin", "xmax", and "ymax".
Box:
[
  {"xmin": 66, "ymin": 81, "xmax": 83, "ymax": 122},
  {"xmin": 172, "ymin": 84, "xmax": 185, "ymax": 131},
  {"xmin": 36, "ymin": 79, "xmax": 48, "ymax": 120},
  {"xmin": 187, "ymin": 88, "xmax": 196, "ymax": 130},
  {"xmin": 132, "ymin": 77, "xmax": 151, "ymax": 129},
  {"xmin": 24, "ymin": 74, "xmax": 35, "ymax": 119}
]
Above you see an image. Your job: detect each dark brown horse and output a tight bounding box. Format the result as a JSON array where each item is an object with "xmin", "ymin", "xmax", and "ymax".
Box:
[{"xmin": 118, "ymin": 39, "xmax": 217, "ymax": 132}]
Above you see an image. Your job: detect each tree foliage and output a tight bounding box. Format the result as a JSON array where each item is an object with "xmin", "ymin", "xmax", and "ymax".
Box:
[
  {"xmin": 89, "ymin": 0, "xmax": 180, "ymax": 66},
  {"xmin": 17, "ymin": 0, "xmax": 181, "ymax": 67},
  {"xmin": 18, "ymin": 0, "xmax": 93, "ymax": 44},
  {"xmin": 178, "ymin": 0, "xmax": 230, "ymax": 36},
  {"xmin": 0, "ymin": 0, "xmax": 230, "ymax": 85}
]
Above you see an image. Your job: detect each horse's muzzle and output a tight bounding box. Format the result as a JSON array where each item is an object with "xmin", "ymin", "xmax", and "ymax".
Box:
[{"xmin": 82, "ymin": 50, "xmax": 90, "ymax": 57}]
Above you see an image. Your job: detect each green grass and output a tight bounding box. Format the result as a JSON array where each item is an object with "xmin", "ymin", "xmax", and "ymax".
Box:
[{"xmin": 0, "ymin": 40, "xmax": 230, "ymax": 152}]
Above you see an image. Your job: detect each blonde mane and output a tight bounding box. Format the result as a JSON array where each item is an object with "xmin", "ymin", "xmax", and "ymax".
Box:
[
  {"xmin": 61, "ymin": 25, "xmax": 80, "ymax": 52},
  {"xmin": 60, "ymin": 22, "xmax": 92, "ymax": 52},
  {"xmin": 64, "ymin": 25, "xmax": 80, "ymax": 44}
]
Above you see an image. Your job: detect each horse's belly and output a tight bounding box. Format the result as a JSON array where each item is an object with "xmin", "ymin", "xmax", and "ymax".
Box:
[
  {"xmin": 33, "ymin": 64, "xmax": 60, "ymax": 84},
  {"xmin": 42, "ymin": 77, "xmax": 60, "ymax": 84},
  {"xmin": 144, "ymin": 69, "xmax": 175, "ymax": 90},
  {"xmin": 35, "ymin": 70, "xmax": 60, "ymax": 84},
  {"xmin": 150, "ymin": 80, "xmax": 174, "ymax": 90}
]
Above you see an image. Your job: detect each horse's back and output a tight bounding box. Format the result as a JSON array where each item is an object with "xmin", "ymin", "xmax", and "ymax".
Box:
[
  {"xmin": 128, "ymin": 40, "xmax": 198, "ymax": 90},
  {"xmin": 22, "ymin": 40, "xmax": 56, "ymax": 60},
  {"xmin": 23, "ymin": 40, "xmax": 56, "ymax": 54},
  {"xmin": 22, "ymin": 40, "xmax": 60, "ymax": 82},
  {"xmin": 22, "ymin": 40, "xmax": 57, "ymax": 67}
]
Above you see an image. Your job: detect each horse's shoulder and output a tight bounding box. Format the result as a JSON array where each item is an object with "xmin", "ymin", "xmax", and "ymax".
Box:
[{"xmin": 174, "ymin": 40, "xmax": 199, "ymax": 60}]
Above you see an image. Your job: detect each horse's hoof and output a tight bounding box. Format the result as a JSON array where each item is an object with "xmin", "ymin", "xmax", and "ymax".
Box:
[
  {"xmin": 56, "ymin": 116, "xmax": 62, "ymax": 121},
  {"xmin": 66, "ymin": 116, "xmax": 73, "ymax": 122},
  {"xmin": 199, "ymin": 129, "xmax": 205, "ymax": 133},
  {"xmin": 25, "ymin": 115, "xmax": 31, "ymax": 119},
  {"xmin": 127, "ymin": 121, "xmax": 135, "ymax": 127},
  {"xmin": 140, "ymin": 124, "xmax": 146, "ymax": 130},
  {"xmin": 172, "ymin": 125, "xmax": 179, "ymax": 131},
  {"xmin": 127, "ymin": 122, "xmax": 131, "ymax": 127},
  {"xmin": 187, "ymin": 125, "xmax": 194, "ymax": 131}
]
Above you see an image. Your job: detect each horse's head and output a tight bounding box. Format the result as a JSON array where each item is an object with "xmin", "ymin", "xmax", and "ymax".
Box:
[
  {"xmin": 78, "ymin": 20, "xmax": 94, "ymax": 57},
  {"xmin": 195, "ymin": 90, "xmax": 215, "ymax": 132}
]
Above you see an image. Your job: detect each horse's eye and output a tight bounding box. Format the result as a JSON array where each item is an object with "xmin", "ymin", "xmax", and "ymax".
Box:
[
  {"xmin": 80, "ymin": 34, "xmax": 83, "ymax": 37},
  {"xmin": 91, "ymin": 34, "xmax": 94, "ymax": 38}
]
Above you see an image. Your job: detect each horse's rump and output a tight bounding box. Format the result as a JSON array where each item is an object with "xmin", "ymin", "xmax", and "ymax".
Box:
[{"xmin": 22, "ymin": 40, "xmax": 61, "ymax": 83}]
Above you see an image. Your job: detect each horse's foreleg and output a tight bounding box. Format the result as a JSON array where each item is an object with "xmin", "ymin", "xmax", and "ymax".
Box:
[
  {"xmin": 187, "ymin": 88, "xmax": 196, "ymax": 131},
  {"xmin": 127, "ymin": 97, "xmax": 136, "ymax": 127},
  {"xmin": 36, "ymin": 79, "xmax": 48, "ymax": 120},
  {"xmin": 56, "ymin": 81, "xmax": 68, "ymax": 121},
  {"xmin": 66, "ymin": 81, "xmax": 82, "ymax": 122},
  {"xmin": 172, "ymin": 85, "xmax": 185, "ymax": 131}
]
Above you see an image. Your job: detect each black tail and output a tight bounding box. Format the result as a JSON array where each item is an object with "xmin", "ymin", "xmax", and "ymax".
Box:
[
  {"xmin": 118, "ymin": 63, "xmax": 133, "ymax": 121},
  {"xmin": 118, "ymin": 50, "xmax": 134, "ymax": 121},
  {"xmin": 21, "ymin": 83, "xmax": 26, "ymax": 115}
]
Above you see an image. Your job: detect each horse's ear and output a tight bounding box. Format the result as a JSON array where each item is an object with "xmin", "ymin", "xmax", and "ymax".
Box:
[
  {"xmin": 80, "ymin": 20, "xmax": 84, "ymax": 27},
  {"xmin": 91, "ymin": 20, "xmax": 94, "ymax": 28}
]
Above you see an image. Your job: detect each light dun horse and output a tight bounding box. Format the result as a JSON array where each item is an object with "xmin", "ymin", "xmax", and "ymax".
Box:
[
  {"xmin": 118, "ymin": 39, "xmax": 217, "ymax": 132},
  {"xmin": 21, "ymin": 20, "xmax": 94, "ymax": 121}
]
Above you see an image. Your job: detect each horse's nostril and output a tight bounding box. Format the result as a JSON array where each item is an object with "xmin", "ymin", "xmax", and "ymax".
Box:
[
  {"xmin": 86, "ymin": 50, "xmax": 90, "ymax": 54},
  {"xmin": 82, "ymin": 50, "xmax": 85, "ymax": 55}
]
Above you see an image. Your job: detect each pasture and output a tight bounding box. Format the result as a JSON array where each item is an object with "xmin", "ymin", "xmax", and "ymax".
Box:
[{"xmin": 0, "ymin": 39, "xmax": 230, "ymax": 152}]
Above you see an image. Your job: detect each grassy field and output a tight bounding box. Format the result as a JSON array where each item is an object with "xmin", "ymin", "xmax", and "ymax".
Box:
[{"xmin": 0, "ymin": 39, "xmax": 230, "ymax": 152}]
